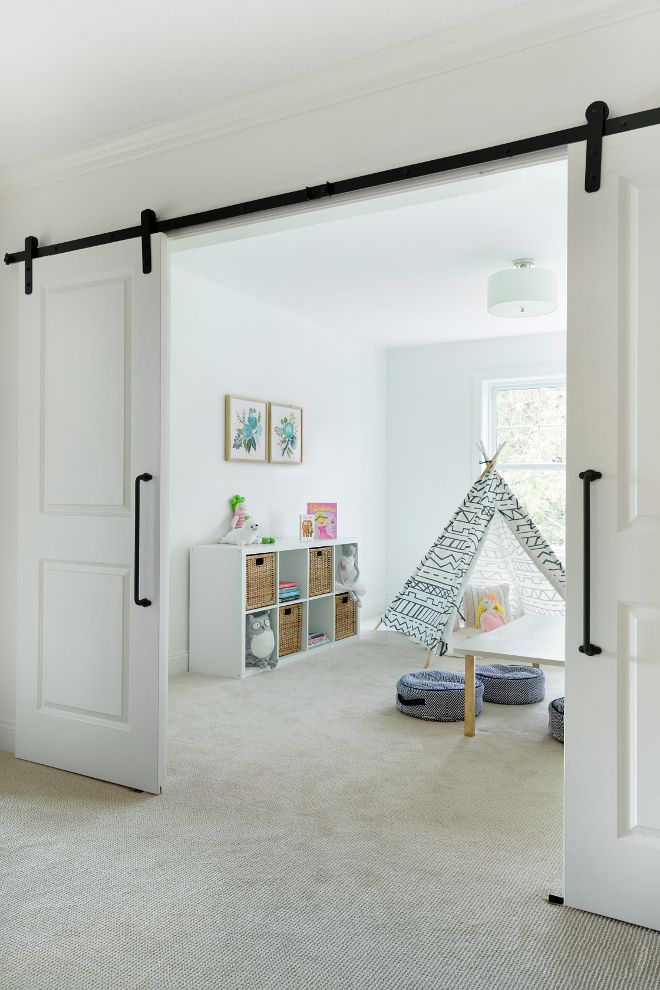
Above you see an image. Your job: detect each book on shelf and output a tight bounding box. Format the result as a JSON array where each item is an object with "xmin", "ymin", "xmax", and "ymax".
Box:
[
  {"xmin": 306, "ymin": 502, "xmax": 337, "ymax": 540},
  {"xmin": 279, "ymin": 584, "xmax": 300, "ymax": 601},
  {"xmin": 308, "ymin": 631, "xmax": 330, "ymax": 646},
  {"xmin": 299, "ymin": 514, "xmax": 315, "ymax": 541},
  {"xmin": 308, "ymin": 633, "xmax": 330, "ymax": 649}
]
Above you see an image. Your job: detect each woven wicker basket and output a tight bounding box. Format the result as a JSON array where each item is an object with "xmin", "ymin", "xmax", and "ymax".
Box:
[
  {"xmin": 335, "ymin": 593, "xmax": 357, "ymax": 641},
  {"xmin": 279, "ymin": 603, "xmax": 302, "ymax": 656},
  {"xmin": 309, "ymin": 546, "xmax": 333, "ymax": 597},
  {"xmin": 245, "ymin": 553, "xmax": 276, "ymax": 610}
]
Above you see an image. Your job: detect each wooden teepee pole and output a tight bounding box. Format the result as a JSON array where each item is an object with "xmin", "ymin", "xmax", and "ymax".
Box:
[{"xmin": 478, "ymin": 441, "xmax": 506, "ymax": 479}]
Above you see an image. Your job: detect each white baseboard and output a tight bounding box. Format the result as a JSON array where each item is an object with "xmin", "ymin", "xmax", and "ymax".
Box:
[
  {"xmin": 169, "ymin": 652, "xmax": 189, "ymax": 676},
  {"xmin": 0, "ymin": 720, "xmax": 15, "ymax": 755},
  {"xmin": 360, "ymin": 606, "xmax": 386, "ymax": 630}
]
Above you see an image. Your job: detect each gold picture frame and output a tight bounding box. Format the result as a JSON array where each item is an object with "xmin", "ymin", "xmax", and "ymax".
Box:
[
  {"xmin": 268, "ymin": 402, "xmax": 303, "ymax": 464},
  {"xmin": 225, "ymin": 395, "xmax": 269, "ymax": 463}
]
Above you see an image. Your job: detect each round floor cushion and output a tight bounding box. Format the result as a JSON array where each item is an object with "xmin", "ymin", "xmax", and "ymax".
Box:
[
  {"xmin": 475, "ymin": 663, "xmax": 545, "ymax": 705},
  {"xmin": 396, "ymin": 669, "xmax": 484, "ymax": 722},
  {"xmin": 549, "ymin": 696, "xmax": 565, "ymax": 743}
]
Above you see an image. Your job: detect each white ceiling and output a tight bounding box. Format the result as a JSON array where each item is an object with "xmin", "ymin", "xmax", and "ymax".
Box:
[
  {"xmin": 0, "ymin": 0, "xmax": 609, "ymax": 168},
  {"xmin": 172, "ymin": 160, "xmax": 567, "ymax": 347}
]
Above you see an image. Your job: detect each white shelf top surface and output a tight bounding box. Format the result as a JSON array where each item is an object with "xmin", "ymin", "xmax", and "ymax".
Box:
[{"xmin": 206, "ymin": 538, "xmax": 359, "ymax": 555}]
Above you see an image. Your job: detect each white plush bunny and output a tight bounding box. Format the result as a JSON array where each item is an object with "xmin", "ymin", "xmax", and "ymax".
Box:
[
  {"xmin": 336, "ymin": 544, "xmax": 366, "ymax": 606},
  {"xmin": 220, "ymin": 519, "xmax": 260, "ymax": 545}
]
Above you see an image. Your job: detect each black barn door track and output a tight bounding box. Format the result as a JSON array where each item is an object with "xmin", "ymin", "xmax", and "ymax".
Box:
[{"xmin": 6, "ymin": 99, "xmax": 659, "ymax": 294}]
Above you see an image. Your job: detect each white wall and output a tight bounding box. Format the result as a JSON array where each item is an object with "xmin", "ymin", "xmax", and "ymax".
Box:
[
  {"xmin": 1, "ymin": 9, "xmax": 659, "ymax": 745},
  {"xmin": 169, "ymin": 268, "xmax": 387, "ymax": 667},
  {"xmin": 386, "ymin": 331, "xmax": 566, "ymax": 601}
]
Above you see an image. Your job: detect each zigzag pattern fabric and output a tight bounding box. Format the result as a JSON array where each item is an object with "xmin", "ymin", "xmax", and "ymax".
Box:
[
  {"xmin": 470, "ymin": 500, "xmax": 565, "ymax": 617},
  {"xmin": 381, "ymin": 470, "xmax": 565, "ymax": 655},
  {"xmin": 396, "ymin": 669, "xmax": 484, "ymax": 722}
]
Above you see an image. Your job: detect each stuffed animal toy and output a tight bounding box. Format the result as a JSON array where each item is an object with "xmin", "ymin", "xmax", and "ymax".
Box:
[
  {"xmin": 225, "ymin": 497, "xmax": 275, "ymax": 543},
  {"xmin": 245, "ymin": 612, "xmax": 276, "ymax": 669},
  {"xmin": 336, "ymin": 544, "xmax": 366, "ymax": 607},
  {"xmin": 477, "ymin": 592, "xmax": 507, "ymax": 633},
  {"xmin": 220, "ymin": 519, "xmax": 260, "ymax": 545},
  {"xmin": 230, "ymin": 494, "xmax": 249, "ymax": 529}
]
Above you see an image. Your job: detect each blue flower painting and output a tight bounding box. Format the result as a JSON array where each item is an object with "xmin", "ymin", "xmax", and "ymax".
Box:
[
  {"xmin": 226, "ymin": 396, "xmax": 268, "ymax": 461},
  {"xmin": 269, "ymin": 403, "xmax": 303, "ymax": 463},
  {"xmin": 233, "ymin": 407, "xmax": 263, "ymax": 454}
]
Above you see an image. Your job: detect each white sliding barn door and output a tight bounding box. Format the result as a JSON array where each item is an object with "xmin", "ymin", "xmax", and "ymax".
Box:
[
  {"xmin": 16, "ymin": 237, "xmax": 167, "ymax": 794},
  {"xmin": 566, "ymin": 128, "xmax": 660, "ymax": 928}
]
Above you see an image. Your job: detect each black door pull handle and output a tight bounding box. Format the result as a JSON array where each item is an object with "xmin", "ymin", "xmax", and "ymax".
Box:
[
  {"xmin": 134, "ymin": 473, "xmax": 153, "ymax": 607},
  {"xmin": 578, "ymin": 469, "xmax": 602, "ymax": 655}
]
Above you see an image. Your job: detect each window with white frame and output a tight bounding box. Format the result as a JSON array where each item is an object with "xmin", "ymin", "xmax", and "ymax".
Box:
[{"xmin": 485, "ymin": 378, "xmax": 566, "ymax": 556}]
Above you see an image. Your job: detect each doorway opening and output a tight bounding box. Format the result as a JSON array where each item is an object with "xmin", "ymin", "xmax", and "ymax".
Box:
[{"xmin": 165, "ymin": 151, "xmax": 567, "ymax": 769}]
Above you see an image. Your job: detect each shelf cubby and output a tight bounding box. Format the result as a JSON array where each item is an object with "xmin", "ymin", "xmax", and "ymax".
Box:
[
  {"xmin": 307, "ymin": 595, "xmax": 335, "ymax": 652},
  {"xmin": 244, "ymin": 606, "xmax": 278, "ymax": 672},
  {"xmin": 277, "ymin": 548, "xmax": 309, "ymax": 602}
]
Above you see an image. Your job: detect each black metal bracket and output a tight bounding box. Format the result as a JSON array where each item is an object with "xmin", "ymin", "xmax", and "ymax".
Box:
[
  {"xmin": 24, "ymin": 235, "xmax": 38, "ymax": 295},
  {"xmin": 584, "ymin": 101, "xmax": 609, "ymax": 193},
  {"xmin": 140, "ymin": 209, "xmax": 157, "ymax": 275},
  {"xmin": 305, "ymin": 181, "xmax": 334, "ymax": 201}
]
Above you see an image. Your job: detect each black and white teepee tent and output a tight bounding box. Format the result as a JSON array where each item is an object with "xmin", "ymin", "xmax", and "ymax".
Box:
[{"xmin": 380, "ymin": 448, "xmax": 565, "ymax": 663}]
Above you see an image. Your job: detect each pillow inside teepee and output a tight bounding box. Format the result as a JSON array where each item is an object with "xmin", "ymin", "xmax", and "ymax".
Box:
[{"xmin": 463, "ymin": 583, "xmax": 510, "ymax": 630}]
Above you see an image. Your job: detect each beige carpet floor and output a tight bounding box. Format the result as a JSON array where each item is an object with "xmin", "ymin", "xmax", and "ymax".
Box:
[{"xmin": 1, "ymin": 633, "xmax": 660, "ymax": 989}]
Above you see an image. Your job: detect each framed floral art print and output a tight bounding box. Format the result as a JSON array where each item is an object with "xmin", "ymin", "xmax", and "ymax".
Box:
[
  {"xmin": 225, "ymin": 395, "xmax": 268, "ymax": 462},
  {"xmin": 269, "ymin": 402, "xmax": 303, "ymax": 464}
]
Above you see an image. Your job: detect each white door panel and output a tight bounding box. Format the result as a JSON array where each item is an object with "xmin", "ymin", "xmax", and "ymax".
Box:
[
  {"xmin": 566, "ymin": 128, "xmax": 660, "ymax": 929},
  {"xmin": 16, "ymin": 237, "xmax": 167, "ymax": 794},
  {"xmin": 42, "ymin": 277, "xmax": 129, "ymax": 511}
]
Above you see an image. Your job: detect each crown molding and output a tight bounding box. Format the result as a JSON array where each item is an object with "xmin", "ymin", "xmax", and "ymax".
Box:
[{"xmin": 0, "ymin": 0, "xmax": 657, "ymax": 198}]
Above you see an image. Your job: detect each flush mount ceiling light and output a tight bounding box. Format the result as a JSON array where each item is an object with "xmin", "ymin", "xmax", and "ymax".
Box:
[{"xmin": 487, "ymin": 258, "xmax": 557, "ymax": 318}]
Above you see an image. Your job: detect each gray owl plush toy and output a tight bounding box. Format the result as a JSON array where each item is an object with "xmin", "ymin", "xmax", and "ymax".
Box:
[{"xmin": 245, "ymin": 612, "xmax": 276, "ymax": 669}]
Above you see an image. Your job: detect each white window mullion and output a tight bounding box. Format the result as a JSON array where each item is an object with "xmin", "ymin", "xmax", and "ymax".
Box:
[{"xmin": 482, "ymin": 375, "xmax": 566, "ymax": 552}]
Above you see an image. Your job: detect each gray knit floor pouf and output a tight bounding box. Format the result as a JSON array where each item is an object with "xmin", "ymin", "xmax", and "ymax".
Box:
[
  {"xmin": 475, "ymin": 663, "xmax": 545, "ymax": 705},
  {"xmin": 549, "ymin": 696, "xmax": 565, "ymax": 743},
  {"xmin": 396, "ymin": 669, "xmax": 484, "ymax": 722}
]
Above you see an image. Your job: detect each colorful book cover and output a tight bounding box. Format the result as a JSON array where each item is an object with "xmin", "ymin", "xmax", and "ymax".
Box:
[
  {"xmin": 306, "ymin": 502, "xmax": 338, "ymax": 540},
  {"xmin": 299, "ymin": 514, "xmax": 315, "ymax": 541}
]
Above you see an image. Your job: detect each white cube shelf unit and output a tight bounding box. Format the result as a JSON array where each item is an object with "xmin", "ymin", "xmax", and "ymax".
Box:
[{"xmin": 189, "ymin": 539, "xmax": 360, "ymax": 677}]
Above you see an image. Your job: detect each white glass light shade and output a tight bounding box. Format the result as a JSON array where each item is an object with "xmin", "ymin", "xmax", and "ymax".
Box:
[{"xmin": 487, "ymin": 261, "xmax": 557, "ymax": 318}]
